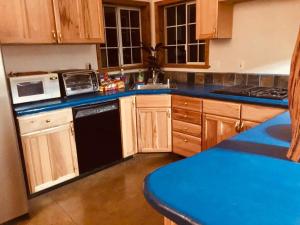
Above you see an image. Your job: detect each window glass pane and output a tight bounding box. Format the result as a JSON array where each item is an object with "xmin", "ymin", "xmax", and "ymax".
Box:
[
  {"xmin": 167, "ymin": 27, "xmax": 176, "ymax": 45},
  {"xmin": 104, "ymin": 7, "xmax": 116, "ymax": 27},
  {"xmin": 130, "ymin": 11, "xmax": 140, "ymax": 27},
  {"xmin": 106, "ymin": 28, "xmax": 118, "ymax": 47},
  {"xmin": 123, "ymin": 48, "xmax": 132, "ymax": 64},
  {"xmin": 188, "ymin": 45, "xmax": 197, "ymax": 62},
  {"xmin": 188, "ymin": 4, "xmax": 196, "ymax": 23},
  {"xmin": 177, "ymin": 46, "xmax": 186, "ymax": 63},
  {"xmin": 107, "ymin": 49, "xmax": 119, "ymax": 67},
  {"xmin": 120, "ymin": 10, "xmax": 130, "ymax": 27},
  {"xmin": 199, "ymin": 44, "xmax": 206, "ymax": 62},
  {"xmin": 166, "ymin": 7, "xmax": 176, "ymax": 26},
  {"xmin": 131, "ymin": 29, "xmax": 140, "ymax": 46},
  {"xmin": 177, "ymin": 4, "xmax": 186, "ymax": 25},
  {"xmin": 100, "ymin": 49, "xmax": 108, "ymax": 67},
  {"xmin": 132, "ymin": 48, "xmax": 141, "ymax": 64},
  {"xmin": 177, "ymin": 26, "xmax": 186, "ymax": 44},
  {"xmin": 188, "ymin": 24, "xmax": 196, "ymax": 44},
  {"xmin": 122, "ymin": 29, "xmax": 131, "ymax": 47},
  {"xmin": 166, "ymin": 46, "xmax": 176, "ymax": 63}
]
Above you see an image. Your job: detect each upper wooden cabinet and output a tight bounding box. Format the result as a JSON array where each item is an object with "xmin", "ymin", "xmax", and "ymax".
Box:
[
  {"xmin": 0, "ymin": 0, "xmax": 104, "ymax": 44},
  {"xmin": 0, "ymin": 0, "xmax": 56, "ymax": 44},
  {"xmin": 52, "ymin": 0, "xmax": 105, "ymax": 43},
  {"xmin": 196, "ymin": 0, "xmax": 233, "ymax": 39}
]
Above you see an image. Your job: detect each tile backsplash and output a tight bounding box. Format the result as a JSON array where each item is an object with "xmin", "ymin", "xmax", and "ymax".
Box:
[{"xmin": 164, "ymin": 72, "xmax": 289, "ymax": 89}]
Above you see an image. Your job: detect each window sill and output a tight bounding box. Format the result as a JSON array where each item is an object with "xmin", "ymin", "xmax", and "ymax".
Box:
[
  {"xmin": 99, "ymin": 64, "xmax": 146, "ymax": 73},
  {"xmin": 163, "ymin": 64, "xmax": 211, "ymax": 69}
]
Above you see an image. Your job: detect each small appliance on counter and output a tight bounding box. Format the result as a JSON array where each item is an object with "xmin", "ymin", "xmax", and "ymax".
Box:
[
  {"xmin": 55, "ymin": 69, "xmax": 99, "ymax": 97},
  {"xmin": 9, "ymin": 72, "xmax": 61, "ymax": 104}
]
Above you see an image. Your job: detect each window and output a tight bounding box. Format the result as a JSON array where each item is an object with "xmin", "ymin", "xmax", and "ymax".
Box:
[
  {"xmin": 99, "ymin": 6, "xmax": 143, "ymax": 69},
  {"xmin": 165, "ymin": 2, "xmax": 207, "ymax": 65}
]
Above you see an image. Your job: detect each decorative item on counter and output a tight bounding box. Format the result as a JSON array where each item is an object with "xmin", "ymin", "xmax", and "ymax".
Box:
[
  {"xmin": 99, "ymin": 72, "xmax": 125, "ymax": 92},
  {"xmin": 137, "ymin": 70, "xmax": 144, "ymax": 83}
]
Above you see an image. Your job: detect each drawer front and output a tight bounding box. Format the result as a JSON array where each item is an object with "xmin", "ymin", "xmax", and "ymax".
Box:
[
  {"xmin": 203, "ymin": 99, "xmax": 241, "ymax": 119},
  {"xmin": 172, "ymin": 95, "xmax": 202, "ymax": 111},
  {"xmin": 173, "ymin": 131, "xmax": 201, "ymax": 157},
  {"xmin": 241, "ymin": 104, "xmax": 286, "ymax": 123},
  {"xmin": 136, "ymin": 95, "xmax": 171, "ymax": 108},
  {"xmin": 18, "ymin": 108, "xmax": 73, "ymax": 135},
  {"xmin": 172, "ymin": 108, "xmax": 201, "ymax": 125},
  {"xmin": 172, "ymin": 120, "xmax": 201, "ymax": 137}
]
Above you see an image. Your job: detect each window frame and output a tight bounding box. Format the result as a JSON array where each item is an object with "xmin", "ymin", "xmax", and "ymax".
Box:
[
  {"xmin": 100, "ymin": 5, "xmax": 143, "ymax": 68},
  {"xmin": 155, "ymin": 0, "xmax": 210, "ymax": 69}
]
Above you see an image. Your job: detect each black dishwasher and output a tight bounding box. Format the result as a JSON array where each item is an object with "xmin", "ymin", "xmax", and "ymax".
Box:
[{"xmin": 73, "ymin": 100, "xmax": 122, "ymax": 175}]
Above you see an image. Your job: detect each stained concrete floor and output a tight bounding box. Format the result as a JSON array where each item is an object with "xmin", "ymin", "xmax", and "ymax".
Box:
[{"xmin": 13, "ymin": 153, "xmax": 181, "ymax": 225}]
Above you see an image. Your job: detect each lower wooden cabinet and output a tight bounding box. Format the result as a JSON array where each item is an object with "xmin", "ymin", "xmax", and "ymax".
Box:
[
  {"xmin": 21, "ymin": 123, "xmax": 79, "ymax": 193},
  {"xmin": 120, "ymin": 96, "xmax": 138, "ymax": 158},
  {"xmin": 173, "ymin": 131, "xmax": 201, "ymax": 157},
  {"xmin": 136, "ymin": 108, "xmax": 172, "ymax": 152},
  {"xmin": 164, "ymin": 217, "xmax": 177, "ymax": 225},
  {"xmin": 202, "ymin": 114, "xmax": 239, "ymax": 150},
  {"xmin": 240, "ymin": 120, "xmax": 260, "ymax": 132}
]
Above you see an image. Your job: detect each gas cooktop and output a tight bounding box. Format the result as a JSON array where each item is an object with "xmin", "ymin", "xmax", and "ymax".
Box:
[{"xmin": 212, "ymin": 86, "xmax": 288, "ymax": 100}]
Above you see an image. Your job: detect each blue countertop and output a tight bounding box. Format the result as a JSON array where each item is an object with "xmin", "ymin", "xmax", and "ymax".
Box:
[
  {"xmin": 14, "ymin": 84, "xmax": 288, "ymax": 116},
  {"xmin": 144, "ymin": 112, "xmax": 295, "ymax": 225}
]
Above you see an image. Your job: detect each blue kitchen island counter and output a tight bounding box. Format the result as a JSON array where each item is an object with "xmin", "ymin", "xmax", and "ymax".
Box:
[
  {"xmin": 144, "ymin": 112, "xmax": 298, "ymax": 225},
  {"xmin": 14, "ymin": 84, "xmax": 288, "ymax": 116}
]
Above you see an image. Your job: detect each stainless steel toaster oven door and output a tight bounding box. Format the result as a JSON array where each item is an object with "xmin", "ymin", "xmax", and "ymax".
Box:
[{"xmin": 63, "ymin": 73, "xmax": 94, "ymax": 96}]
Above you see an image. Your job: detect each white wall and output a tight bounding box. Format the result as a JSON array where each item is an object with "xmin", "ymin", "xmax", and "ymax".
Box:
[
  {"xmin": 2, "ymin": 45, "xmax": 98, "ymax": 73},
  {"xmin": 163, "ymin": 0, "xmax": 300, "ymax": 75}
]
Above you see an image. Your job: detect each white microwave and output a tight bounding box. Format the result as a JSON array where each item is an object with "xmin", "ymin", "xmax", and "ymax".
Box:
[{"xmin": 9, "ymin": 73, "xmax": 61, "ymax": 104}]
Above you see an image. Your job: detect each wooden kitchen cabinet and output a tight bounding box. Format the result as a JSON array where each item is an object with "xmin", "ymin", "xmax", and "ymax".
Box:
[
  {"xmin": 196, "ymin": 0, "xmax": 233, "ymax": 39},
  {"xmin": 120, "ymin": 96, "xmax": 138, "ymax": 158},
  {"xmin": 202, "ymin": 114, "xmax": 239, "ymax": 150},
  {"xmin": 52, "ymin": 0, "xmax": 105, "ymax": 43},
  {"xmin": 21, "ymin": 123, "xmax": 78, "ymax": 193},
  {"xmin": 0, "ymin": 0, "xmax": 104, "ymax": 44},
  {"xmin": 0, "ymin": 0, "xmax": 56, "ymax": 44},
  {"xmin": 136, "ymin": 108, "xmax": 172, "ymax": 153},
  {"xmin": 18, "ymin": 108, "xmax": 79, "ymax": 194}
]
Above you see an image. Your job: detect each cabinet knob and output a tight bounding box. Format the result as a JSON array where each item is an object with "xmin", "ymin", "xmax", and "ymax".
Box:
[
  {"xmin": 184, "ymin": 114, "xmax": 188, "ymax": 118},
  {"xmin": 52, "ymin": 30, "xmax": 57, "ymax": 41},
  {"xmin": 184, "ymin": 102, "xmax": 188, "ymax": 105},
  {"xmin": 183, "ymin": 139, "xmax": 188, "ymax": 143},
  {"xmin": 46, "ymin": 119, "xmax": 51, "ymax": 123},
  {"xmin": 184, "ymin": 127, "xmax": 188, "ymax": 130}
]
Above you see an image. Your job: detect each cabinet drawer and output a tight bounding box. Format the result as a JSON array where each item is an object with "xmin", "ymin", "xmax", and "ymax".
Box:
[
  {"xmin": 172, "ymin": 108, "xmax": 201, "ymax": 125},
  {"xmin": 203, "ymin": 99, "xmax": 241, "ymax": 119},
  {"xmin": 172, "ymin": 120, "xmax": 201, "ymax": 137},
  {"xmin": 136, "ymin": 95, "xmax": 171, "ymax": 108},
  {"xmin": 18, "ymin": 108, "xmax": 73, "ymax": 135},
  {"xmin": 241, "ymin": 104, "xmax": 286, "ymax": 123},
  {"xmin": 172, "ymin": 95, "xmax": 202, "ymax": 111},
  {"xmin": 173, "ymin": 132, "xmax": 201, "ymax": 157}
]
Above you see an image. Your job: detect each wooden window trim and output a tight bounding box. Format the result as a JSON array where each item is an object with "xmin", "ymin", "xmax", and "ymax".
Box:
[
  {"xmin": 155, "ymin": 0, "xmax": 210, "ymax": 69},
  {"xmin": 97, "ymin": 1, "xmax": 150, "ymax": 73}
]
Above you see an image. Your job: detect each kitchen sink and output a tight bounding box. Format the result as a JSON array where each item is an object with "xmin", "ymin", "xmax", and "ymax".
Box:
[{"xmin": 134, "ymin": 83, "xmax": 171, "ymax": 90}]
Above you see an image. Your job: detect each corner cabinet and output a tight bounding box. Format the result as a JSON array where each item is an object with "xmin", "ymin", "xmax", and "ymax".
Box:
[
  {"xmin": 136, "ymin": 95, "xmax": 172, "ymax": 153},
  {"xmin": 196, "ymin": 0, "xmax": 233, "ymax": 39},
  {"xmin": 0, "ymin": 0, "xmax": 104, "ymax": 44},
  {"xmin": 120, "ymin": 96, "xmax": 138, "ymax": 158},
  {"xmin": 18, "ymin": 108, "xmax": 79, "ymax": 194}
]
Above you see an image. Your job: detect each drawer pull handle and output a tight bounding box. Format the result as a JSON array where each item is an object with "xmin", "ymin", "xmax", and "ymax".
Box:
[
  {"xmin": 46, "ymin": 120, "xmax": 51, "ymax": 123},
  {"xmin": 184, "ymin": 102, "xmax": 188, "ymax": 105},
  {"xmin": 184, "ymin": 139, "xmax": 188, "ymax": 143}
]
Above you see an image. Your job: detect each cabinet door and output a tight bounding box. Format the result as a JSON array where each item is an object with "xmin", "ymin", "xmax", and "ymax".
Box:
[
  {"xmin": 53, "ymin": 0, "xmax": 105, "ymax": 43},
  {"xmin": 137, "ymin": 108, "xmax": 172, "ymax": 152},
  {"xmin": 0, "ymin": 0, "xmax": 56, "ymax": 44},
  {"xmin": 240, "ymin": 120, "xmax": 260, "ymax": 132},
  {"xmin": 202, "ymin": 114, "xmax": 239, "ymax": 150},
  {"xmin": 196, "ymin": 0, "xmax": 218, "ymax": 39},
  {"xmin": 120, "ymin": 96, "xmax": 138, "ymax": 158},
  {"xmin": 21, "ymin": 123, "xmax": 78, "ymax": 193},
  {"xmin": 154, "ymin": 108, "xmax": 172, "ymax": 152}
]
